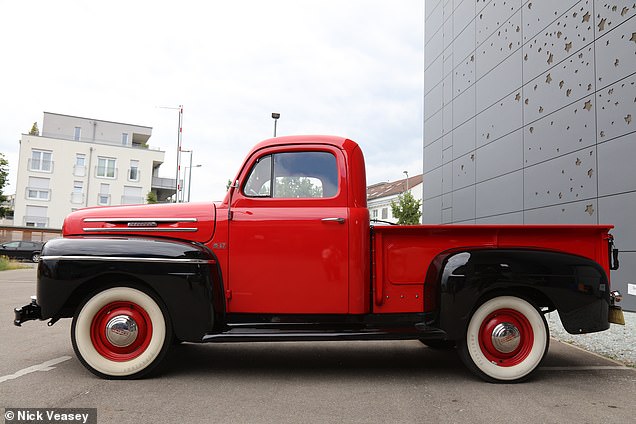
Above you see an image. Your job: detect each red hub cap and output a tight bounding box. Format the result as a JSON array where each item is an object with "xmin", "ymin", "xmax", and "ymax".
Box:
[
  {"xmin": 478, "ymin": 308, "xmax": 534, "ymax": 367},
  {"xmin": 90, "ymin": 301, "xmax": 153, "ymax": 361}
]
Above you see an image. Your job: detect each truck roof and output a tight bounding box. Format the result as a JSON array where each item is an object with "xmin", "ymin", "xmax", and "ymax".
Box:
[{"xmin": 246, "ymin": 135, "xmax": 358, "ymax": 156}]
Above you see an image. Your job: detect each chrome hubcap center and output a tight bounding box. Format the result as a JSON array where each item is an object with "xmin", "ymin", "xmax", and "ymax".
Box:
[
  {"xmin": 105, "ymin": 315, "xmax": 138, "ymax": 347},
  {"xmin": 491, "ymin": 322, "xmax": 521, "ymax": 353}
]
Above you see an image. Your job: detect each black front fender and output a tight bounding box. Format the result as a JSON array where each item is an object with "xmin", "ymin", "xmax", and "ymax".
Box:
[
  {"xmin": 438, "ymin": 249, "xmax": 610, "ymax": 340},
  {"xmin": 37, "ymin": 237, "xmax": 223, "ymax": 342}
]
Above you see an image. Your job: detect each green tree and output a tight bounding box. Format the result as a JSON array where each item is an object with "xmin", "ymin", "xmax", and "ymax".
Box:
[
  {"xmin": 274, "ymin": 177, "xmax": 323, "ymax": 198},
  {"xmin": 0, "ymin": 153, "xmax": 9, "ymax": 217},
  {"xmin": 29, "ymin": 122, "xmax": 39, "ymax": 135},
  {"xmin": 146, "ymin": 191, "xmax": 158, "ymax": 204},
  {"xmin": 390, "ymin": 191, "xmax": 422, "ymax": 225}
]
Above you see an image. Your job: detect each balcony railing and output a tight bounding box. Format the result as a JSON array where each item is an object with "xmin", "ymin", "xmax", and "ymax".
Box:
[
  {"xmin": 152, "ymin": 176, "xmax": 177, "ymax": 189},
  {"xmin": 73, "ymin": 165, "xmax": 87, "ymax": 177},
  {"xmin": 70, "ymin": 192, "xmax": 85, "ymax": 204}
]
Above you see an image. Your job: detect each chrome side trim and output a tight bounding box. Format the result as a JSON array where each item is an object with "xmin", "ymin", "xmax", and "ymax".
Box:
[
  {"xmin": 82, "ymin": 227, "xmax": 198, "ymax": 233},
  {"xmin": 40, "ymin": 256, "xmax": 214, "ymax": 264},
  {"xmin": 83, "ymin": 217, "xmax": 198, "ymax": 223}
]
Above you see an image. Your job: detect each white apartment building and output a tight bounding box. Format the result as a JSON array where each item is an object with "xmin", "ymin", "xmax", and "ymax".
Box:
[
  {"xmin": 14, "ymin": 112, "xmax": 176, "ymax": 229},
  {"xmin": 367, "ymin": 174, "xmax": 423, "ymax": 224}
]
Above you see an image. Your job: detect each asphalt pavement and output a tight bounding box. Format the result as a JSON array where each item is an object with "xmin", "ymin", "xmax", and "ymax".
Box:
[{"xmin": 1, "ymin": 268, "xmax": 635, "ymax": 424}]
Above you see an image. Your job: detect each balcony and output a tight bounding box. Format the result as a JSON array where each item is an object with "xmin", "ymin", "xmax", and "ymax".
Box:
[{"xmin": 151, "ymin": 176, "xmax": 177, "ymax": 202}]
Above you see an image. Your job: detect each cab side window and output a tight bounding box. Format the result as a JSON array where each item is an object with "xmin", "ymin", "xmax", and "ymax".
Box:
[{"xmin": 244, "ymin": 151, "xmax": 338, "ymax": 199}]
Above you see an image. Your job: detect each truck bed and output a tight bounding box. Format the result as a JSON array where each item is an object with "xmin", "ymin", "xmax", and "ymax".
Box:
[{"xmin": 372, "ymin": 224, "xmax": 613, "ymax": 313}]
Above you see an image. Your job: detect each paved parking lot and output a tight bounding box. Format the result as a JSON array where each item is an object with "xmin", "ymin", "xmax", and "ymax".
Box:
[{"xmin": 2, "ymin": 268, "xmax": 635, "ymax": 424}]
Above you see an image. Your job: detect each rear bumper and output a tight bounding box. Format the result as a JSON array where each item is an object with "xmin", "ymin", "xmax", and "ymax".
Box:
[
  {"xmin": 609, "ymin": 290, "xmax": 625, "ymax": 325},
  {"xmin": 14, "ymin": 296, "xmax": 42, "ymax": 326}
]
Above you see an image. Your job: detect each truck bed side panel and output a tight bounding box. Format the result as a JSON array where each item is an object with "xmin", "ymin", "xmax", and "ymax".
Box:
[{"xmin": 372, "ymin": 225, "xmax": 613, "ymax": 314}]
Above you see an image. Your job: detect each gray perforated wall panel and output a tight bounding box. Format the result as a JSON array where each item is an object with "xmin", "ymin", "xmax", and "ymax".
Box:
[{"xmin": 423, "ymin": 0, "xmax": 636, "ymax": 310}]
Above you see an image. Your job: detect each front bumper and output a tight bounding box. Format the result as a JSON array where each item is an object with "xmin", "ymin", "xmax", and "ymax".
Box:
[{"xmin": 14, "ymin": 296, "xmax": 42, "ymax": 326}]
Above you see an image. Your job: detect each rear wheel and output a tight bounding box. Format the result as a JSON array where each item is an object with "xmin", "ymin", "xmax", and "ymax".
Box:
[
  {"xmin": 71, "ymin": 286, "xmax": 172, "ymax": 379},
  {"xmin": 31, "ymin": 252, "xmax": 40, "ymax": 262},
  {"xmin": 458, "ymin": 296, "xmax": 549, "ymax": 383}
]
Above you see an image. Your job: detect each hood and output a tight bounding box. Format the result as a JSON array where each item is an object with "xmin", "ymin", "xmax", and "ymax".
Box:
[{"xmin": 62, "ymin": 202, "xmax": 216, "ymax": 244}]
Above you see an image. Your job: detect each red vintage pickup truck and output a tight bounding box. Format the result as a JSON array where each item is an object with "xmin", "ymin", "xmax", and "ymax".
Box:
[{"xmin": 15, "ymin": 135, "xmax": 624, "ymax": 383}]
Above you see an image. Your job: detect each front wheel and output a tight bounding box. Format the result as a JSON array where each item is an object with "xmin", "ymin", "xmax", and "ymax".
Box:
[
  {"xmin": 458, "ymin": 296, "xmax": 549, "ymax": 383},
  {"xmin": 71, "ymin": 286, "xmax": 172, "ymax": 379}
]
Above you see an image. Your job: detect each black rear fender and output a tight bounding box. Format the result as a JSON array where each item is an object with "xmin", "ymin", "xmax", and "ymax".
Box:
[{"xmin": 437, "ymin": 249, "xmax": 611, "ymax": 340}]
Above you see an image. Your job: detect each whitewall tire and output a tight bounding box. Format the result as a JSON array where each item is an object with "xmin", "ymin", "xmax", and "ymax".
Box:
[
  {"xmin": 71, "ymin": 286, "xmax": 172, "ymax": 379},
  {"xmin": 458, "ymin": 296, "xmax": 549, "ymax": 383}
]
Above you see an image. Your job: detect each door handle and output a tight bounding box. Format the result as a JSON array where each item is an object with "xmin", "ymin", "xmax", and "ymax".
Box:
[{"xmin": 321, "ymin": 217, "xmax": 345, "ymax": 224}]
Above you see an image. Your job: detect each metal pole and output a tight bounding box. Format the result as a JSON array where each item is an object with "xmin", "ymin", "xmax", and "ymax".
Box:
[
  {"xmin": 175, "ymin": 105, "xmax": 183, "ymax": 203},
  {"xmin": 187, "ymin": 150, "xmax": 193, "ymax": 202},
  {"xmin": 403, "ymin": 171, "xmax": 409, "ymax": 192}
]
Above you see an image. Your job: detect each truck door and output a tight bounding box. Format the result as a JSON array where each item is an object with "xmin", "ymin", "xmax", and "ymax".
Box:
[{"xmin": 228, "ymin": 146, "xmax": 349, "ymax": 314}]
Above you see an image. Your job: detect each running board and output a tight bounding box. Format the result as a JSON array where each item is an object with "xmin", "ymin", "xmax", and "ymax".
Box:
[{"xmin": 202, "ymin": 325, "xmax": 446, "ymax": 343}]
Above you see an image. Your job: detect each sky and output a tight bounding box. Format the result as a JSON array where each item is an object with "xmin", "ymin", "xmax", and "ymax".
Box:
[{"xmin": 0, "ymin": 0, "xmax": 424, "ymax": 202}]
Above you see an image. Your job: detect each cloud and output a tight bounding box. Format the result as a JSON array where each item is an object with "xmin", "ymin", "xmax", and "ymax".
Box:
[{"xmin": 0, "ymin": 0, "xmax": 423, "ymax": 202}]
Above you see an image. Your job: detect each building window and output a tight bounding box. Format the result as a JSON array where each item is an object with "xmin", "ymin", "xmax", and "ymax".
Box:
[
  {"xmin": 122, "ymin": 133, "xmax": 129, "ymax": 146},
  {"xmin": 74, "ymin": 153, "xmax": 86, "ymax": 176},
  {"xmin": 372, "ymin": 209, "xmax": 378, "ymax": 218},
  {"xmin": 29, "ymin": 150, "xmax": 53, "ymax": 172},
  {"xmin": 25, "ymin": 205, "xmax": 48, "ymax": 227},
  {"xmin": 71, "ymin": 181, "xmax": 84, "ymax": 204},
  {"xmin": 98, "ymin": 183, "xmax": 110, "ymax": 205},
  {"xmin": 381, "ymin": 208, "xmax": 388, "ymax": 219},
  {"xmin": 26, "ymin": 177, "xmax": 51, "ymax": 201},
  {"xmin": 96, "ymin": 157, "xmax": 116, "ymax": 178},
  {"xmin": 128, "ymin": 160, "xmax": 140, "ymax": 181},
  {"xmin": 122, "ymin": 186, "xmax": 143, "ymax": 205},
  {"xmin": 74, "ymin": 127, "xmax": 82, "ymax": 141}
]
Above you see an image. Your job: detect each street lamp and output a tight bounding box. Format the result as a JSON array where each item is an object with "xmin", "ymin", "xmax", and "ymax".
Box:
[
  {"xmin": 186, "ymin": 164, "xmax": 202, "ymax": 202},
  {"xmin": 272, "ymin": 112, "xmax": 280, "ymax": 137},
  {"xmin": 403, "ymin": 171, "xmax": 409, "ymax": 192}
]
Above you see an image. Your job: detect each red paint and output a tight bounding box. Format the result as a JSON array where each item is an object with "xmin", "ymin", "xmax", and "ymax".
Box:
[
  {"xmin": 62, "ymin": 135, "xmax": 614, "ymax": 316},
  {"xmin": 90, "ymin": 301, "xmax": 153, "ymax": 362},
  {"xmin": 478, "ymin": 308, "xmax": 534, "ymax": 367}
]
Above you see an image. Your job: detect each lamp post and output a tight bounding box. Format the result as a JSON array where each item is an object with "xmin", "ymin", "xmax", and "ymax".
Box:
[
  {"xmin": 179, "ymin": 149, "xmax": 192, "ymax": 202},
  {"xmin": 186, "ymin": 164, "xmax": 202, "ymax": 202},
  {"xmin": 272, "ymin": 112, "xmax": 280, "ymax": 137},
  {"xmin": 403, "ymin": 171, "xmax": 409, "ymax": 192}
]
